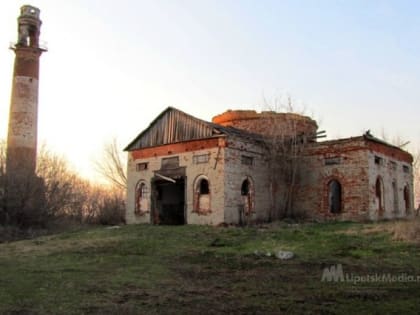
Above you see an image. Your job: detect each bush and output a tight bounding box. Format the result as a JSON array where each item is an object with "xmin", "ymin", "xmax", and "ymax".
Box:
[{"xmin": 83, "ymin": 186, "xmax": 125, "ymax": 226}]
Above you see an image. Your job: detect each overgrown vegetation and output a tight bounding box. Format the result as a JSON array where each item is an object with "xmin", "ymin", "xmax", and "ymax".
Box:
[
  {"xmin": 364, "ymin": 217, "xmax": 420, "ymax": 244},
  {"xmin": 0, "ymin": 222, "xmax": 419, "ymax": 314},
  {"xmin": 0, "ymin": 140, "xmax": 125, "ymax": 236},
  {"xmin": 262, "ymin": 95, "xmax": 319, "ymax": 220}
]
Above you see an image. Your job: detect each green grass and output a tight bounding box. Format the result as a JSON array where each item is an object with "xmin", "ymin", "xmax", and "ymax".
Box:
[{"xmin": 0, "ymin": 222, "xmax": 420, "ymax": 314}]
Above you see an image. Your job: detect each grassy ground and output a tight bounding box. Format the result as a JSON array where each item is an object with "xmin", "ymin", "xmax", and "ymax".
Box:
[{"xmin": 0, "ymin": 221, "xmax": 420, "ymax": 314}]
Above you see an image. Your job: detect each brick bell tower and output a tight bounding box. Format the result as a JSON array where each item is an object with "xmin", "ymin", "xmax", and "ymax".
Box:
[
  {"xmin": 6, "ymin": 5, "xmax": 46, "ymax": 177},
  {"xmin": 4, "ymin": 5, "xmax": 46, "ymax": 225}
]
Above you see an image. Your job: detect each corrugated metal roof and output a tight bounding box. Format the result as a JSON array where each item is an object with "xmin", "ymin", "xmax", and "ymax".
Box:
[{"xmin": 125, "ymin": 107, "xmax": 263, "ymax": 151}]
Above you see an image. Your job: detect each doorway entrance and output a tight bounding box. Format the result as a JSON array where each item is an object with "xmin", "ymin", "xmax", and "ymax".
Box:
[{"xmin": 152, "ymin": 177, "xmax": 185, "ymax": 225}]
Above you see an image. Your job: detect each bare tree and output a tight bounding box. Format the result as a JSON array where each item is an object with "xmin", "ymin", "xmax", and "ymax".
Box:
[
  {"xmin": 262, "ymin": 95, "xmax": 317, "ymax": 220},
  {"xmin": 0, "ymin": 139, "xmax": 125, "ymax": 229},
  {"xmin": 380, "ymin": 129, "xmax": 411, "ymax": 148},
  {"xmin": 82, "ymin": 184, "xmax": 125, "ymax": 225},
  {"xmin": 95, "ymin": 138, "xmax": 127, "ymax": 192},
  {"xmin": 37, "ymin": 144, "xmax": 126, "ymax": 224},
  {"xmin": 36, "ymin": 145, "xmax": 87, "ymax": 221}
]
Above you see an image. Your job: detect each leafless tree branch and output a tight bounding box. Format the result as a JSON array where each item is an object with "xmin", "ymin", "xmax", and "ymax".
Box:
[{"xmin": 95, "ymin": 138, "xmax": 127, "ymax": 192}]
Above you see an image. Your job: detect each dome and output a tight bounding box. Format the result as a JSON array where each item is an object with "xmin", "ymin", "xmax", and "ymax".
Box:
[{"xmin": 212, "ymin": 110, "xmax": 318, "ymax": 139}]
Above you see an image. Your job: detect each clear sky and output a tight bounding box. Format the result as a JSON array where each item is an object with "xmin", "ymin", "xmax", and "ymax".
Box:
[{"xmin": 0, "ymin": 0, "xmax": 419, "ymax": 180}]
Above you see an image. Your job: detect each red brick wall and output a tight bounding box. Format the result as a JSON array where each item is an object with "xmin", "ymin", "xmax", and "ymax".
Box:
[
  {"xmin": 296, "ymin": 137, "xmax": 414, "ymax": 221},
  {"xmin": 130, "ymin": 137, "xmax": 225, "ymax": 160},
  {"xmin": 296, "ymin": 138, "xmax": 370, "ymax": 221}
]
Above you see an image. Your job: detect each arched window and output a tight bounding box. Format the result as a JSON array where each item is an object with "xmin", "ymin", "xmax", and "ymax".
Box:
[
  {"xmin": 375, "ymin": 177, "xmax": 384, "ymax": 217},
  {"xmin": 193, "ymin": 176, "xmax": 211, "ymax": 215},
  {"xmin": 135, "ymin": 181, "xmax": 149, "ymax": 216},
  {"xmin": 328, "ymin": 180, "xmax": 342, "ymax": 214},
  {"xmin": 240, "ymin": 177, "xmax": 254, "ymax": 219},
  {"xmin": 404, "ymin": 185, "xmax": 411, "ymax": 214}
]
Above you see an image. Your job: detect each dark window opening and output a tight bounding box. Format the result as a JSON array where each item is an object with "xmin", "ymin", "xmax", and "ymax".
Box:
[
  {"xmin": 325, "ymin": 157, "xmax": 341, "ymax": 165},
  {"xmin": 239, "ymin": 177, "xmax": 254, "ymax": 224},
  {"xmin": 241, "ymin": 179, "xmax": 250, "ymax": 196},
  {"xmin": 328, "ymin": 180, "xmax": 342, "ymax": 214},
  {"xmin": 374, "ymin": 156, "xmax": 383, "ymax": 165},
  {"xmin": 404, "ymin": 185, "xmax": 411, "ymax": 213},
  {"xmin": 403, "ymin": 165, "xmax": 410, "ymax": 173},
  {"xmin": 199, "ymin": 179, "xmax": 209, "ymax": 195}
]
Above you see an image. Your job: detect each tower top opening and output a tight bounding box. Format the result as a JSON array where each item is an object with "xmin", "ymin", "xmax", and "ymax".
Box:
[
  {"xmin": 20, "ymin": 5, "xmax": 40, "ymax": 19},
  {"xmin": 12, "ymin": 5, "xmax": 46, "ymax": 50}
]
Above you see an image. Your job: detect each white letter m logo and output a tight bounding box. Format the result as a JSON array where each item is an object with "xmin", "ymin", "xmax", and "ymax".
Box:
[{"xmin": 321, "ymin": 264, "xmax": 344, "ymax": 282}]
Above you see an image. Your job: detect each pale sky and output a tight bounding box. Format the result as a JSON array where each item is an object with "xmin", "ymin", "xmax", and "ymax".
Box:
[{"xmin": 0, "ymin": 0, "xmax": 419, "ymax": 181}]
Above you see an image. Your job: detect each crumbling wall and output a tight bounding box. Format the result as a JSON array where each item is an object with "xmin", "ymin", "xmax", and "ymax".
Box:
[
  {"xmin": 212, "ymin": 110, "xmax": 318, "ymax": 138},
  {"xmin": 126, "ymin": 138, "xmax": 226, "ymax": 225},
  {"xmin": 366, "ymin": 141, "xmax": 414, "ymax": 220},
  {"xmin": 295, "ymin": 137, "xmax": 414, "ymax": 221},
  {"xmin": 223, "ymin": 137, "xmax": 271, "ymax": 224},
  {"xmin": 296, "ymin": 138, "xmax": 370, "ymax": 221}
]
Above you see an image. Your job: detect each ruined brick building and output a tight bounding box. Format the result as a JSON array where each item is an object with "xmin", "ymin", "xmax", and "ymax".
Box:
[{"xmin": 125, "ymin": 107, "xmax": 414, "ymax": 225}]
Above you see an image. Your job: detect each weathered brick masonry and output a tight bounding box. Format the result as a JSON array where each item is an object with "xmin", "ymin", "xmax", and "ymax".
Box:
[
  {"xmin": 125, "ymin": 107, "xmax": 414, "ymax": 225},
  {"xmin": 4, "ymin": 6, "xmax": 47, "ymax": 222},
  {"xmin": 213, "ymin": 109, "xmax": 318, "ymax": 138}
]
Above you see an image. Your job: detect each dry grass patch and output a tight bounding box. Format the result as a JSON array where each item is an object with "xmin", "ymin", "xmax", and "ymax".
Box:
[
  {"xmin": 389, "ymin": 218, "xmax": 420, "ymax": 243},
  {"xmin": 0, "ymin": 229, "xmax": 123, "ymax": 258},
  {"xmin": 342, "ymin": 218, "xmax": 420, "ymax": 244}
]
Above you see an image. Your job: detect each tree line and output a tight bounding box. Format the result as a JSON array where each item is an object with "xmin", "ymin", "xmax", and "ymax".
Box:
[{"xmin": 0, "ymin": 139, "xmax": 126, "ymax": 231}]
